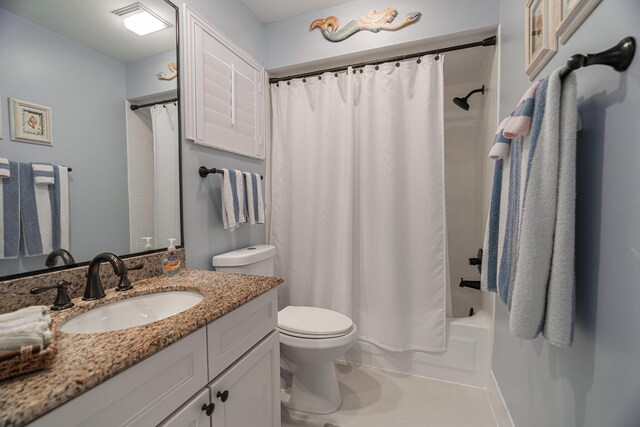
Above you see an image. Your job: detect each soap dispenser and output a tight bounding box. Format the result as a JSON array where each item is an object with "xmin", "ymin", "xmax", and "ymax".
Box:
[
  {"xmin": 142, "ymin": 237, "xmax": 153, "ymax": 251},
  {"xmin": 162, "ymin": 238, "xmax": 181, "ymax": 277}
]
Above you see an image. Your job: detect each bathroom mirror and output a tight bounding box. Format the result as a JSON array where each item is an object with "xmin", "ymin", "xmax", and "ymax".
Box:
[{"xmin": 0, "ymin": 0, "xmax": 182, "ymax": 279}]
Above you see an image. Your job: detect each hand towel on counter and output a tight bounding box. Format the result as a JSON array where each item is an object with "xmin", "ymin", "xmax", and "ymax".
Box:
[
  {"xmin": 0, "ymin": 306, "xmax": 48, "ymax": 323},
  {"xmin": 0, "ymin": 313, "xmax": 51, "ymax": 330},
  {"xmin": 0, "ymin": 160, "xmax": 20, "ymax": 259},
  {"xmin": 0, "ymin": 320, "xmax": 52, "ymax": 352},
  {"xmin": 543, "ymin": 71, "xmax": 578, "ymax": 348},
  {"xmin": 243, "ymin": 172, "xmax": 265, "ymax": 224},
  {"xmin": 31, "ymin": 163, "xmax": 55, "ymax": 185},
  {"xmin": 220, "ymin": 169, "xmax": 246, "ymax": 230},
  {"xmin": 19, "ymin": 163, "xmax": 70, "ymax": 256},
  {"xmin": 0, "ymin": 158, "xmax": 10, "ymax": 178},
  {"xmin": 510, "ymin": 69, "xmax": 563, "ymax": 340}
]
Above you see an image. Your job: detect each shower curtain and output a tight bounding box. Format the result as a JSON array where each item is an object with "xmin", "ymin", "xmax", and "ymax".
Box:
[
  {"xmin": 150, "ymin": 103, "xmax": 180, "ymax": 248},
  {"xmin": 270, "ymin": 57, "xmax": 448, "ymax": 352}
]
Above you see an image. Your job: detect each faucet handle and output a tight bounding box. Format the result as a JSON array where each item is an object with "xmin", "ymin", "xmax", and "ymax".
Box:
[
  {"xmin": 116, "ymin": 263, "xmax": 143, "ymax": 292},
  {"xmin": 128, "ymin": 263, "xmax": 144, "ymax": 271},
  {"xmin": 30, "ymin": 280, "xmax": 75, "ymax": 311}
]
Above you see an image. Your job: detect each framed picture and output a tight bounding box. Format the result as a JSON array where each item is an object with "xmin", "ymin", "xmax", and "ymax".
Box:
[
  {"xmin": 9, "ymin": 98, "xmax": 52, "ymax": 146},
  {"xmin": 557, "ymin": 0, "xmax": 602, "ymax": 44},
  {"xmin": 525, "ymin": 0, "xmax": 557, "ymax": 80}
]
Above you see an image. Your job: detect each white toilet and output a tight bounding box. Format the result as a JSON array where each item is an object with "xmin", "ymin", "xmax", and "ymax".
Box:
[{"xmin": 212, "ymin": 245, "xmax": 358, "ymax": 415}]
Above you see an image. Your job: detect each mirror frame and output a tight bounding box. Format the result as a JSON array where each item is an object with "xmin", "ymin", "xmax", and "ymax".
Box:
[{"xmin": 0, "ymin": 0, "xmax": 184, "ymax": 281}]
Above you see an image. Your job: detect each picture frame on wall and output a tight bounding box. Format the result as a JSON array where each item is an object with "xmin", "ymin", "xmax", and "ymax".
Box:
[
  {"xmin": 525, "ymin": 0, "xmax": 557, "ymax": 80},
  {"xmin": 556, "ymin": 0, "xmax": 602, "ymax": 44},
  {"xmin": 9, "ymin": 98, "xmax": 53, "ymax": 146}
]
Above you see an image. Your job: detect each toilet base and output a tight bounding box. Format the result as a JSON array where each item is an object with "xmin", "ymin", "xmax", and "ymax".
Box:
[{"xmin": 282, "ymin": 361, "xmax": 342, "ymax": 415}]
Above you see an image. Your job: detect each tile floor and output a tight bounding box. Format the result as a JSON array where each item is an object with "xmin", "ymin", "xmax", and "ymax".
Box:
[{"xmin": 282, "ymin": 362, "xmax": 497, "ymax": 427}]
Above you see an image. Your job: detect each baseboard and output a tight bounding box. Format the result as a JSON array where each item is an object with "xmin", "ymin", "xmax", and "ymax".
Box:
[{"xmin": 487, "ymin": 369, "xmax": 515, "ymax": 427}]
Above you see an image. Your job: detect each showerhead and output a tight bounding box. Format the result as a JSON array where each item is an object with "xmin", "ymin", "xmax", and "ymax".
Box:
[
  {"xmin": 452, "ymin": 97, "xmax": 470, "ymax": 111},
  {"xmin": 452, "ymin": 85, "xmax": 485, "ymax": 111}
]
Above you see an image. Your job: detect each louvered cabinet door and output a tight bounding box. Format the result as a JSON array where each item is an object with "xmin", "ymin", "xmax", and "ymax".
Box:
[{"xmin": 185, "ymin": 6, "xmax": 265, "ymax": 159}]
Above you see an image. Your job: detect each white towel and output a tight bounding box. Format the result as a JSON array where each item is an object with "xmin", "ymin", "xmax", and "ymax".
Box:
[
  {"xmin": 243, "ymin": 172, "xmax": 265, "ymax": 225},
  {"xmin": 0, "ymin": 320, "xmax": 52, "ymax": 352},
  {"xmin": 0, "ymin": 306, "xmax": 48, "ymax": 323},
  {"xmin": 510, "ymin": 70, "xmax": 562, "ymax": 340},
  {"xmin": 32, "ymin": 163, "xmax": 55, "ymax": 185},
  {"xmin": 543, "ymin": 72, "xmax": 578, "ymax": 348},
  {"xmin": 0, "ymin": 313, "xmax": 50, "ymax": 330},
  {"xmin": 220, "ymin": 169, "xmax": 246, "ymax": 230},
  {"xmin": 0, "ymin": 158, "xmax": 9, "ymax": 178}
]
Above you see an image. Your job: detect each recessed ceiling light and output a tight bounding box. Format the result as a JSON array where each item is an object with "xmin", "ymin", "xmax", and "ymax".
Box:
[{"xmin": 112, "ymin": 2, "xmax": 172, "ymax": 36}]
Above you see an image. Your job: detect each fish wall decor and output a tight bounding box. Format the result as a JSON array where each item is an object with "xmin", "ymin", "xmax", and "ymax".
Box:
[{"xmin": 310, "ymin": 8, "xmax": 421, "ymax": 42}]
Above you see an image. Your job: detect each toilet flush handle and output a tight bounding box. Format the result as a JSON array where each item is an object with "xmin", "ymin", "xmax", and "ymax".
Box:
[{"xmin": 217, "ymin": 390, "xmax": 229, "ymax": 402}]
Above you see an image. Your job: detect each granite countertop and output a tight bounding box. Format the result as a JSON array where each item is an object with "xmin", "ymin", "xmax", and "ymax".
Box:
[{"xmin": 0, "ymin": 270, "xmax": 283, "ymax": 427}]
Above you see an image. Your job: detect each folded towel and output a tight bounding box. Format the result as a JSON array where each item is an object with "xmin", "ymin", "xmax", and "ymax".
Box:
[
  {"xmin": 0, "ymin": 160, "xmax": 20, "ymax": 259},
  {"xmin": 0, "ymin": 313, "xmax": 50, "ymax": 330},
  {"xmin": 0, "ymin": 320, "xmax": 52, "ymax": 352},
  {"xmin": 543, "ymin": 71, "xmax": 578, "ymax": 348},
  {"xmin": 220, "ymin": 169, "xmax": 246, "ymax": 230},
  {"xmin": 243, "ymin": 172, "xmax": 265, "ymax": 225},
  {"xmin": 19, "ymin": 163, "xmax": 70, "ymax": 256},
  {"xmin": 0, "ymin": 306, "xmax": 48, "ymax": 323},
  {"xmin": 0, "ymin": 158, "xmax": 9, "ymax": 178},
  {"xmin": 32, "ymin": 163, "xmax": 55, "ymax": 185},
  {"xmin": 510, "ymin": 70, "xmax": 561, "ymax": 340}
]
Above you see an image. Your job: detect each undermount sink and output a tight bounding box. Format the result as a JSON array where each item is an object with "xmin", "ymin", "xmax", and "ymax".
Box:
[{"xmin": 60, "ymin": 291, "xmax": 204, "ymax": 334}]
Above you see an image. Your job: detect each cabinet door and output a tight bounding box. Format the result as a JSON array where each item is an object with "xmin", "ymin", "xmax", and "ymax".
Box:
[
  {"xmin": 208, "ymin": 331, "xmax": 280, "ymax": 427},
  {"xmin": 183, "ymin": 5, "xmax": 265, "ymax": 159},
  {"xmin": 159, "ymin": 389, "xmax": 212, "ymax": 427}
]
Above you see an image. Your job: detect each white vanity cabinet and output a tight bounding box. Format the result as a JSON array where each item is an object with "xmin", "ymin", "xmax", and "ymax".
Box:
[{"xmin": 29, "ymin": 289, "xmax": 279, "ymax": 427}]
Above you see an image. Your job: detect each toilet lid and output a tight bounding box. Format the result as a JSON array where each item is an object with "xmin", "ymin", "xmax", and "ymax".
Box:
[{"xmin": 278, "ymin": 306, "xmax": 353, "ymax": 337}]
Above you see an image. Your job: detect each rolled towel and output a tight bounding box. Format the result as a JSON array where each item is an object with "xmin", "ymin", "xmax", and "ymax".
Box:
[
  {"xmin": 32, "ymin": 163, "xmax": 55, "ymax": 185},
  {"xmin": 0, "ymin": 313, "xmax": 51, "ymax": 330},
  {"xmin": 489, "ymin": 116, "xmax": 513, "ymax": 160},
  {"xmin": 0, "ymin": 306, "xmax": 48, "ymax": 323},
  {"xmin": 243, "ymin": 172, "xmax": 265, "ymax": 225},
  {"xmin": 0, "ymin": 158, "xmax": 9, "ymax": 178},
  {"xmin": 0, "ymin": 320, "xmax": 52, "ymax": 352}
]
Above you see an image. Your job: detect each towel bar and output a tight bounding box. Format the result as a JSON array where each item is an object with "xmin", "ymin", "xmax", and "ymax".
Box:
[{"xmin": 199, "ymin": 166, "xmax": 263, "ymax": 180}]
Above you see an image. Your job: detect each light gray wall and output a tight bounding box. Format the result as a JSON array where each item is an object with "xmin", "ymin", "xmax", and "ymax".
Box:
[
  {"xmin": 493, "ymin": 1, "xmax": 640, "ymax": 426},
  {"xmin": 265, "ymin": 0, "xmax": 499, "ymax": 71},
  {"xmin": 0, "ymin": 8, "xmax": 130, "ymax": 275},
  {"xmin": 180, "ymin": 0, "xmax": 267, "ymax": 270},
  {"xmin": 126, "ymin": 50, "xmax": 177, "ymax": 100}
]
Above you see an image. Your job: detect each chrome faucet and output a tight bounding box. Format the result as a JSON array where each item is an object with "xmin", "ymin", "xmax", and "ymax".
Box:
[
  {"xmin": 84, "ymin": 252, "xmax": 144, "ymax": 300},
  {"xmin": 45, "ymin": 249, "xmax": 76, "ymax": 268}
]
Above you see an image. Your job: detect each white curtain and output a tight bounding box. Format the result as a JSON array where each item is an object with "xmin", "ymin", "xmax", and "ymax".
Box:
[
  {"xmin": 270, "ymin": 57, "xmax": 448, "ymax": 352},
  {"xmin": 150, "ymin": 103, "xmax": 180, "ymax": 248}
]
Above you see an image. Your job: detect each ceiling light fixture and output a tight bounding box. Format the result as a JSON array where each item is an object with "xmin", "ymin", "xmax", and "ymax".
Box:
[{"xmin": 112, "ymin": 2, "xmax": 172, "ymax": 36}]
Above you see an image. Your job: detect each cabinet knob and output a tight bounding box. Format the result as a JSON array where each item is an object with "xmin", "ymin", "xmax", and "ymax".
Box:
[
  {"xmin": 201, "ymin": 402, "xmax": 215, "ymax": 416},
  {"xmin": 216, "ymin": 390, "xmax": 229, "ymax": 402}
]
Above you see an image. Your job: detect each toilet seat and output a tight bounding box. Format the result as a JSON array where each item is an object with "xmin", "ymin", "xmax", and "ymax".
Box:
[{"xmin": 278, "ymin": 306, "xmax": 353, "ymax": 338}]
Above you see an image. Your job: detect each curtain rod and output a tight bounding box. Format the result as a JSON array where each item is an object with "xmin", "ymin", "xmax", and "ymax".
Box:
[
  {"xmin": 269, "ymin": 35, "xmax": 496, "ymax": 84},
  {"xmin": 130, "ymin": 97, "xmax": 178, "ymax": 111}
]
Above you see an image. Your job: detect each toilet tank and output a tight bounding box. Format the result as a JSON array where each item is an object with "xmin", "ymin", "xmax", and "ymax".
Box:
[{"xmin": 212, "ymin": 245, "xmax": 276, "ymax": 276}]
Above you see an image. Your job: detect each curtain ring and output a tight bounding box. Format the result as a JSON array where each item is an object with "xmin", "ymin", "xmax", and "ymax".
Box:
[
  {"xmin": 395, "ymin": 61, "xmax": 400, "ymax": 67},
  {"xmin": 417, "ymin": 57, "xmax": 422, "ymax": 64},
  {"xmin": 335, "ymin": 72, "xmax": 339, "ymax": 77},
  {"xmin": 352, "ymin": 69, "xmax": 356, "ymax": 74},
  {"xmin": 359, "ymin": 68, "xmax": 363, "ymax": 73},
  {"xmin": 287, "ymin": 81, "xmax": 291, "ymax": 85},
  {"xmin": 302, "ymin": 78, "xmax": 306, "ymax": 83},
  {"xmin": 375, "ymin": 64, "xmax": 379, "ymax": 70},
  {"xmin": 276, "ymin": 83, "xmax": 279, "ymax": 87},
  {"xmin": 434, "ymin": 51, "xmax": 440, "ymax": 61},
  {"xmin": 318, "ymin": 75, "xmax": 322, "ymax": 80}
]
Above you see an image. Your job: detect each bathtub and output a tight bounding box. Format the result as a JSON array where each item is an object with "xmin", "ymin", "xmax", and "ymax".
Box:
[{"xmin": 341, "ymin": 293, "xmax": 491, "ymax": 388}]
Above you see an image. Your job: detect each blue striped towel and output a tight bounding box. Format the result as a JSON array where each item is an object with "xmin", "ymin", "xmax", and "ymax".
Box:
[
  {"xmin": 19, "ymin": 163, "xmax": 70, "ymax": 256},
  {"xmin": 220, "ymin": 169, "xmax": 246, "ymax": 230},
  {"xmin": 243, "ymin": 172, "xmax": 265, "ymax": 225},
  {"xmin": 0, "ymin": 161, "xmax": 20, "ymax": 259}
]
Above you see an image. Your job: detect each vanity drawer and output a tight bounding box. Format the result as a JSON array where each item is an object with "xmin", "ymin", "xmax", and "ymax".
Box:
[
  {"xmin": 30, "ymin": 328, "xmax": 208, "ymax": 427},
  {"xmin": 206, "ymin": 288, "xmax": 277, "ymax": 380}
]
